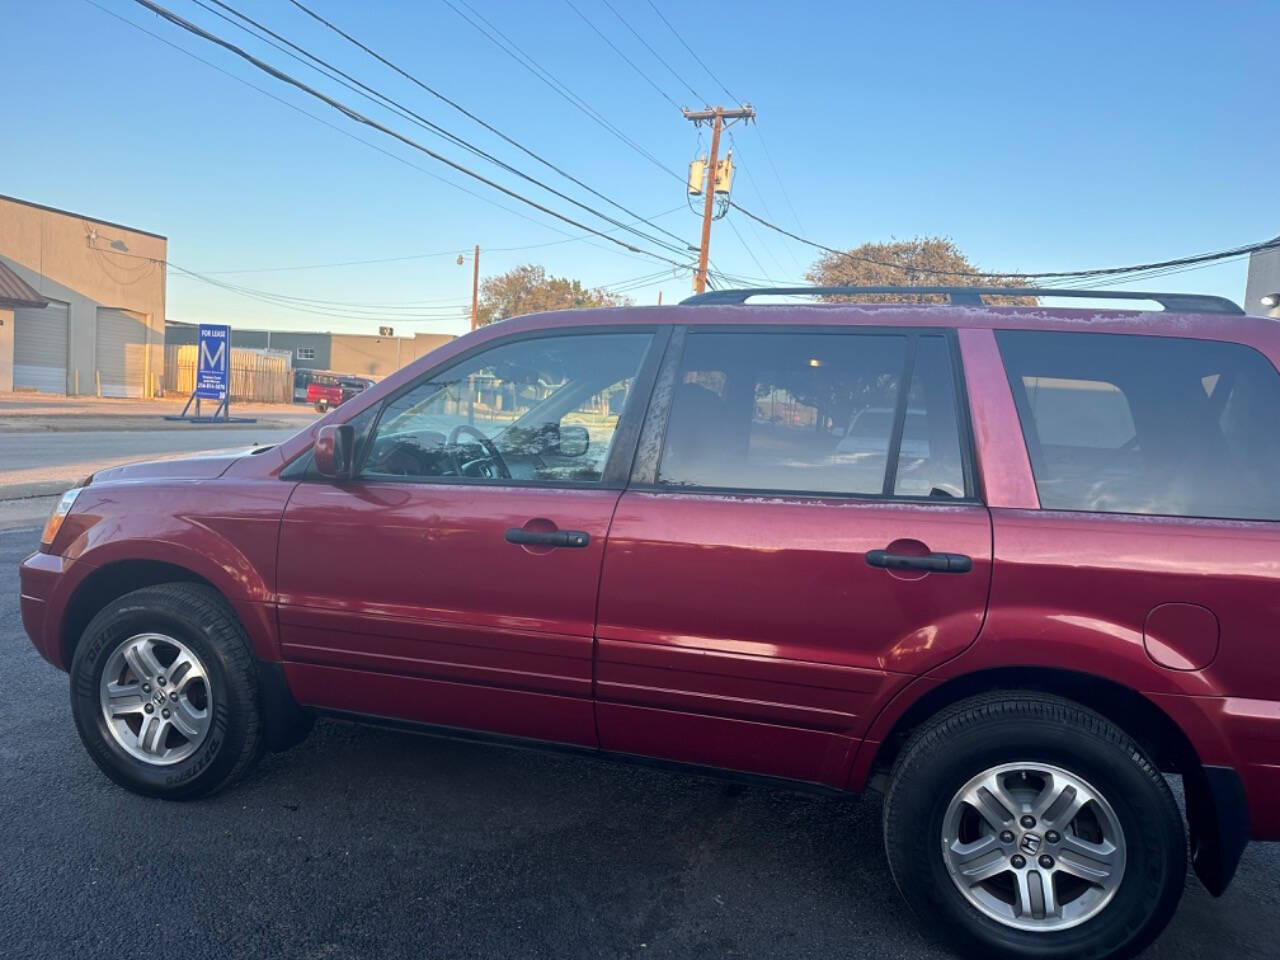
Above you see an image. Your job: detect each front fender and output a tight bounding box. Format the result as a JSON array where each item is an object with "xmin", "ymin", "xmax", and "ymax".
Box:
[{"xmin": 43, "ymin": 478, "xmax": 293, "ymax": 665}]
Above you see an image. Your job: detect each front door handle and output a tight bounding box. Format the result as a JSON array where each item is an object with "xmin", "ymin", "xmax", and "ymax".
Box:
[
  {"xmin": 505, "ymin": 528, "xmax": 590, "ymax": 548},
  {"xmin": 866, "ymin": 549, "xmax": 972, "ymax": 574}
]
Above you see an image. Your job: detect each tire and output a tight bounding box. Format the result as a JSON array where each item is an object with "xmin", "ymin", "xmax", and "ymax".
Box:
[
  {"xmin": 69, "ymin": 583, "xmax": 265, "ymax": 800},
  {"xmin": 314, "ymin": 400, "xmax": 329, "ymax": 413},
  {"xmin": 882, "ymin": 691, "xmax": 1185, "ymax": 960}
]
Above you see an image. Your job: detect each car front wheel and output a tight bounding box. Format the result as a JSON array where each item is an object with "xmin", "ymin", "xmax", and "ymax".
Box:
[
  {"xmin": 882, "ymin": 691, "xmax": 1186, "ymax": 960},
  {"xmin": 69, "ymin": 583, "xmax": 265, "ymax": 799}
]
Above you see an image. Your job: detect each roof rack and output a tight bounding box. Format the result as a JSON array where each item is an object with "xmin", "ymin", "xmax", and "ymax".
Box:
[{"xmin": 679, "ymin": 285, "xmax": 1244, "ymax": 315}]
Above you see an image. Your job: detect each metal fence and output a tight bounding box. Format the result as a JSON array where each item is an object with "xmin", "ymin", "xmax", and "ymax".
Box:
[{"xmin": 164, "ymin": 345, "xmax": 294, "ymax": 404}]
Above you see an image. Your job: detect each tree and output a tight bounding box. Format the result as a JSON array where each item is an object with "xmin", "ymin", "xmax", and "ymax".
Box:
[
  {"xmin": 805, "ymin": 236, "xmax": 1036, "ymax": 305},
  {"xmin": 475, "ymin": 264, "xmax": 632, "ymax": 326}
]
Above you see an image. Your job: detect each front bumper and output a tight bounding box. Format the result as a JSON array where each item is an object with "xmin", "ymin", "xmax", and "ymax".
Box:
[{"xmin": 19, "ymin": 549, "xmax": 73, "ymax": 670}]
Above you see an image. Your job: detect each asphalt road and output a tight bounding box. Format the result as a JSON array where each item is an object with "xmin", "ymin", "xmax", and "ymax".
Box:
[
  {"xmin": 2, "ymin": 526, "xmax": 1277, "ymax": 960},
  {"xmin": 1, "ymin": 427, "xmax": 301, "ymax": 486}
]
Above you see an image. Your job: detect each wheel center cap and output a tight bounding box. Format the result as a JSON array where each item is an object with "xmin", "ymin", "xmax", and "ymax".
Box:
[
  {"xmin": 1019, "ymin": 832, "xmax": 1042, "ymax": 855},
  {"xmin": 153, "ymin": 690, "xmax": 167, "ymax": 705}
]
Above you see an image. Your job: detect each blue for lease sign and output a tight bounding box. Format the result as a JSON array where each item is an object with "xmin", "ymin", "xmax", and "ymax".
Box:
[{"xmin": 196, "ymin": 324, "xmax": 230, "ymax": 400}]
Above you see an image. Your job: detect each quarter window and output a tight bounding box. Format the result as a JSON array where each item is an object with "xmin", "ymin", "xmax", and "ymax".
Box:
[
  {"xmin": 657, "ymin": 331, "xmax": 966, "ymax": 498},
  {"xmin": 360, "ymin": 332, "xmax": 651, "ymax": 484},
  {"xmin": 998, "ymin": 330, "xmax": 1280, "ymax": 521}
]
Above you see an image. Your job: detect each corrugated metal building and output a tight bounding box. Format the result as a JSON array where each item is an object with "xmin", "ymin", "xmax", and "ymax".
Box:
[{"xmin": 0, "ymin": 195, "xmax": 167, "ymax": 396}]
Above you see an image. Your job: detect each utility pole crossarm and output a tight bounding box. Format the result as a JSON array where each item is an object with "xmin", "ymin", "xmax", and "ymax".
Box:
[{"xmin": 682, "ymin": 105, "xmax": 755, "ymax": 123}]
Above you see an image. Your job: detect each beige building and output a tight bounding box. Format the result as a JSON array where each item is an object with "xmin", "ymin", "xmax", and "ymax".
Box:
[{"xmin": 0, "ymin": 194, "xmax": 166, "ymax": 397}]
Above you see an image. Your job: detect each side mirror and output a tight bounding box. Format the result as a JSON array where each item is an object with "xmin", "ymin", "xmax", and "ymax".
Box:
[
  {"xmin": 557, "ymin": 423, "xmax": 590, "ymax": 458},
  {"xmin": 314, "ymin": 424, "xmax": 355, "ymax": 480}
]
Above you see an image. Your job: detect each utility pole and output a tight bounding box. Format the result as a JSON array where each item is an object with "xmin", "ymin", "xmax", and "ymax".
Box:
[
  {"xmin": 470, "ymin": 244, "xmax": 481, "ymax": 331},
  {"xmin": 684, "ymin": 105, "xmax": 755, "ymax": 294}
]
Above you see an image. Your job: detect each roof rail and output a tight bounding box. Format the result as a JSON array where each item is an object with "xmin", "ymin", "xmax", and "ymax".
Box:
[{"xmin": 680, "ymin": 286, "xmax": 1244, "ymax": 315}]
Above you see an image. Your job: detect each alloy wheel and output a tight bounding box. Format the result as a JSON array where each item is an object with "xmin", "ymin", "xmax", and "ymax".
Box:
[
  {"xmin": 941, "ymin": 761, "xmax": 1126, "ymax": 931},
  {"xmin": 98, "ymin": 632, "xmax": 213, "ymax": 765}
]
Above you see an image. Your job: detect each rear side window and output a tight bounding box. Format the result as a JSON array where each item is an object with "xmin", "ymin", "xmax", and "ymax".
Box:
[
  {"xmin": 656, "ymin": 331, "xmax": 967, "ymax": 498},
  {"xmin": 998, "ymin": 331, "xmax": 1280, "ymax": 521}
]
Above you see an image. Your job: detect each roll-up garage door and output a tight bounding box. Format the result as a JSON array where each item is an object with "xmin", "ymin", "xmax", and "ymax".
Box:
[
  {"xmin": 14, "ymin": 300, "xmax": 70, "ymax": 393},
  {"xmin": 96, "ymin": 308, "xmax": 148, "ymax": 398}
]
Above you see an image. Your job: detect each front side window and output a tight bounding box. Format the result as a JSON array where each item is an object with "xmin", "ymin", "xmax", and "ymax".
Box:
[
  {"xmin": 998, "ymin": 330, "xmax": 1280, "ymax": 521},
  {"xmin": 360, "ymin": 332, "xmax": 651, "ymax": 484},
  {"xmin": 656, "ymin": 331, "xmax": 966, "ymax": 497}
]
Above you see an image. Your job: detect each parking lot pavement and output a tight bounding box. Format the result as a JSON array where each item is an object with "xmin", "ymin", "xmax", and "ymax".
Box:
[{"xmin": 3, "ymin": 527, "xmax": 1277, "ymax": 960}]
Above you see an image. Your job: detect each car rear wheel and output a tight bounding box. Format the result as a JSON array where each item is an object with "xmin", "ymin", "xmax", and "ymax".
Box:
[
  {"xmin": 314, "ymin": 399, "xmax": 329, "ymax": 413},
  {"xmin": 70, "ymin": 583, "xmax": 265, "ymax": 799},
  {"xmin": 882, "ymin": 691, "xmax": 1185, "ymax": 960}
]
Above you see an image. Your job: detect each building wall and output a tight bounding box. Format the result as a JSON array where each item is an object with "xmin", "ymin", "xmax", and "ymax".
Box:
[
  {"xmin": 328, "ymin": 332, "xmax": 454, "ymax": 376},
  {"xmin": 0, "ymin": 308, "xmax": 13, "ymax": 392},
  {"xmin": 0, "ymin": 195, "xmax": 167, "ymax": 395},
  {"xmin": 1244, "ymin": 243, "xmax": 1280, "ymax": 319}
]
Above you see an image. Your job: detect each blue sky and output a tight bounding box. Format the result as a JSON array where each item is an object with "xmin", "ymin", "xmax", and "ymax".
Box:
[{"xmin": 3, "ymin": 0, "xmax": 1278, "ymax": 335}]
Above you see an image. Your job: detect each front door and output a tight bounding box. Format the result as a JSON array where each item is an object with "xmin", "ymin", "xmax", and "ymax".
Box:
[
  {"xmin": 277, "ymin": 328, "xmax": 658, "ymax": 747},
  {"xmin": 595, "ymin": 327, "xmax": 993, "ymax": 785}
]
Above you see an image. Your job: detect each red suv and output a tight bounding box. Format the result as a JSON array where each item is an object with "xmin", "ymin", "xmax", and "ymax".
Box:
[{"xmin": 20, "ymin": 286, "xmax": 1280, "ymax": 959}]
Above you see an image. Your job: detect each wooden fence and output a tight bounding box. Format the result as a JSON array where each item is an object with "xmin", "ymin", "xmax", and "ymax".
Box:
[{"xmin": 164, "ymin": 345, "xmax": 294, "ymax": 404}]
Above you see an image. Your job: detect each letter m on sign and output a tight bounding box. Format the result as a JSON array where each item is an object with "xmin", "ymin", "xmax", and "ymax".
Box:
[
  {"xmin": 200, "ymin": 338, "xmax": 225, "ymax": 371},
  {"xmin": 195, "ymin": 323, "xmax": 231, "ymax": 400}
]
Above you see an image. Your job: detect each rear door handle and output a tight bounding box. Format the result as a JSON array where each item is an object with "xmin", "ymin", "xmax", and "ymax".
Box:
[
  {"xmin": 865, "ymin": 549, "xmax": 972, "ymax": 574},
  {"xmin": 505, "ymin": 528, "xmax": 590, "ymax": 548}
]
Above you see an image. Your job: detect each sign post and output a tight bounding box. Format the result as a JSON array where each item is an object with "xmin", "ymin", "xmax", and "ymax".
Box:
[{"xmin": 166, "ymin": 323, "xmax": 256, "ymax": 423}]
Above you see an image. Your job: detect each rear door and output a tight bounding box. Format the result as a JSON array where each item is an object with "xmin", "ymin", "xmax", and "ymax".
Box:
[
  {"xmin": 595, "ymin": 326, "xmax": 993, "ymax": 785},
  {"xmin": 277, "ymin": 328, "xmax": 662, "ymax": 747}
]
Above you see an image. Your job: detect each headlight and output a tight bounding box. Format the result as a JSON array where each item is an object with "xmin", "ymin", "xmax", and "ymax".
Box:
[{"xmin": 41, "ymin": 487, "xmax": 83, "ymax": 548}]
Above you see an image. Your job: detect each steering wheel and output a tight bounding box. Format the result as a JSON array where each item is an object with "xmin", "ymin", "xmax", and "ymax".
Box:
[{"xmin": 447, "ymin": 424, "xmax": 511, "ymax": 479}]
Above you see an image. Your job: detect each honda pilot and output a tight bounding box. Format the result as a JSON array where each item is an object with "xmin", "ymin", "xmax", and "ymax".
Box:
[{"xmin": 20, "ymin": 286, "xmax": 1280, "ymax": 960}]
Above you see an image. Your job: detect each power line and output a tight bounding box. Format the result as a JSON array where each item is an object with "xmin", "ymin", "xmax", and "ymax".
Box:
[
  {"xmin": 126, "ymin": 0, "xmax": 692, "ymax": 270},
  {"xmin": 89, "ymin": 200, "xmax": 685, "ymax": 277},
  {"xmin": 79, "ymin": 0, "xmax": 590, "ymax": 243},
  {"xmin": 752, "ymin": 125, "xmax": 807, "ymax": 236},
  {"xmin": 168, "ymin": 264, "xmax": 467, "ymax": 322},
  {"xmin": 285, "ymin": 0, "xmax": 694, "ymax": 253},
  {"xmin": 643, "ymin": 0, "xmax": 738, "ymax": 103},
  {"xmin": 89, "ymin": 0, "xmax": 697, "ymax": 272},
  {"xmin": 599, "ymin": 0, "xmax": 703, "ymax": 104},
  {"xmin": 726, "ymin": 131, "xmax": 802, "ymax": 275},
  {"xmin": 729, "ymin": 201, "xmax": 1280, "ymax": 281},
  {"xmin": 724, "ymin": 214, "xmax": 769, "ymax": 280},
  {"xmin": 197, "ymin": 0, "xmax": 692, "ymax": 260},
  {"xmin": 441, "ymin": 0, "xmax": 686, "ymax": 184},
  {"xmin": 192, "ymin": 205, "xmax": 686, "ymax": 275},
  {"xmin": 563, "ymin": 0, "xmax": 682, "ymax": 111}
]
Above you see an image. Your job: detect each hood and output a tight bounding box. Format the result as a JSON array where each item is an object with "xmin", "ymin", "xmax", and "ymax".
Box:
[{"xmin": 89, "ymin": 446, "xmax": 262, "ymax": 484}]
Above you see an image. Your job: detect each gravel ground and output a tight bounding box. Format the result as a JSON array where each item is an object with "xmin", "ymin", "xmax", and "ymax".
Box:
[{"xmin": 2, "ymin": 527, "xmax": 1276, "ymax": 959}]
